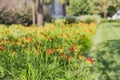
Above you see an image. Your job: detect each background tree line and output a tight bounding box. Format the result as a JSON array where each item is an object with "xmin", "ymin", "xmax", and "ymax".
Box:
[
  {"xmin": 67, "ymin": 0, "xmax": 120, "ymax": 18},
  {"xmin": 0, "ymin": 0, "xmax": 120, "ymax": 26}
]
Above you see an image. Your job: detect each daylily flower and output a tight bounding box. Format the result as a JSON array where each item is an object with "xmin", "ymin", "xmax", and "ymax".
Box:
[
  {"xmin": 69, "ymin": 47, "xmax": 74, "ymax": 52},
  {"xmin": 46, "ymin": 49, "xmax": 54, "ymax": 55},
  {"xmin": 65, "ymin": 54, "xmax": 72, "ymax": 61},
  {"xmin": 59, "ymin": 52, "xmax": 64, "ymax": 58},
  {"xmin": 78, "ymin": 55, "xmax": 86, "ymax": 61},
  {"xmin": 56, "ymin": 47, "xmax": 64, "ymax": 53},
  {"xmin": 40, "ymin": 32, "xmax": 47, "ymax": 38},
  {"xmin": 86, "ymin": 57, "xmax": 95, "ymax": 64},
  {"xmin": 16, "ymin": 41, "xmax": 21, "ymax": 45},
  {"xmin": 89, "ymin": 29, "xmax": 93, "ymax": 33},
  {"xmin": 25, "ymin": 38, "xmax": 32, "ymax": 43},
  {"xmin": 0, "ymin": 45, "xmax": 4, "ymax": 51},
  {"xmin": 71, "ymin": 44, "xmax": 82, "ymax": 52}
]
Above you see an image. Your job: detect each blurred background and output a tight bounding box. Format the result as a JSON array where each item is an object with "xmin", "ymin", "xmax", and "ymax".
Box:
[{"xmin": 0, "ymin": 0, "xmax": 120, "ymax": 26}]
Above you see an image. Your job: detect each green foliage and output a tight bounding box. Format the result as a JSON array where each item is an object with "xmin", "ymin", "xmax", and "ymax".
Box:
[
  {"xmin": 43, "ymin": 6, "xmax": 52, "ymax": 22},
  {"xmin": 107, "ymin": 5, "xmax": 116, "ymax": 17},
  {"xmin": 93, "ymin": 0, "xmax": 119, "ymax": 18},
  {"xmin": 0, "ymin": 23, "xmax": 96, "ymax": 80},
  {"xmin": 67, "ymin": 0, "xmax": 93, "ymax": 16},
  {"xmin": 65, "ymin": 16, "xmax": 77, "ymax": 24},
  {"xmin": 76, "ymin": 15, "xmax": 101, "ymax": 24}
]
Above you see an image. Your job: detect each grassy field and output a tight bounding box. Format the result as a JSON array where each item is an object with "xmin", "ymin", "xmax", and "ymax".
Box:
[{"xmin": 90, "ymin": 22, "xmax": 120, "ymax": 80}]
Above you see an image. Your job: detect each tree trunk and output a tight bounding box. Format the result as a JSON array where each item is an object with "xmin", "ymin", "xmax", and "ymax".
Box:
[
  {"xmin": 37, "ymin": 0, "xmax": 43, "ymax": 27},
  {"xmin": 62, "ymin": 3, "xmax": 66, "ymax": 16},
  {"xmin": 32, "ymin": 0, "xmax": 36, "ymax": 26},
  {"xmin": 104, "ymin": 11, "xmax": 107, "ymax": 18}
]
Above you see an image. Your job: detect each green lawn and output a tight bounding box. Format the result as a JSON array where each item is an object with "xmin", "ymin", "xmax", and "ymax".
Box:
[{"xmin": 90, "ymin": 22, "xmax": 120, "ymax": 80}]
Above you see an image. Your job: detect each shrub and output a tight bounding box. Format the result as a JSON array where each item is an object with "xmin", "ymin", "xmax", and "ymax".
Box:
[
  {"xmin": 65, "ymin": 16, "xmax": 77, "ymax": 24},
  {"xmin": 0, "ymin": 1, "xmax": 52, "ymax": 26},
  {"xmin": 67, "ymin": 0, "xmax": 92, "ymax": 16},
  {"xmin": 76, "ymin": 15, "xmax": 101, "ymax": 24}
]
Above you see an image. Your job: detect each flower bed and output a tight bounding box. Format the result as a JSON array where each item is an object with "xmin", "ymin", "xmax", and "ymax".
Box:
[{"xmin": 0, "ymin": 23, "xmax": 97, "ymax": 80}]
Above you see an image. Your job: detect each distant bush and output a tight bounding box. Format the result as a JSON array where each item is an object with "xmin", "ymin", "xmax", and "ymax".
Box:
[
  {"xmin": 76, "ymin": 15, "xmax": 101, "ymax": 24},
  {"xmin": 0, "ymin": 11, "xmax": 32, "ymax": 26},
  {"xmin": 65, "ymin": 16, "xmax": 77, "ymax": 24},
  {"xmin": 0, "ymin": 1, "xmax": 52, "ymax": 26},
  {"xmin": 67, "ymin": 0, "xmax": 92, "ymax": 16},
  {"xmin": 100, "ymin": 19, "xmax": 120, "ymax": 23},
  {"xmin": 0, "ymin": 0, "xmax": 33, "ymax": 26},
  {"xmin": 52, "ymin": 15, "xmax": 100, "ymax": 25},
  {"xmin": 43, "ymin": 6, "xmax": 52, "ymax": 22}
]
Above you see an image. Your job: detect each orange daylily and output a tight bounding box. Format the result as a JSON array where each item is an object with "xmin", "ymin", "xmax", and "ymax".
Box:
[
  {"xmin": 69, "ymin": 47, "xmax": 74, "ymax": 52},
  {"xmin": 25, "ymin": 38, "xmax": 32, "ymax": 43},
  {"xmin": 46, "ymin": 49, "xmax": 54, "ymax": 55},
  {"xmin": 86, "ymin": 57, "xmax": 95, "ymax": 64},
  {"xmin": 0, "ymin": 45, "xmax": 4, "ymax": 51},
  {"xmin": 65, "ymin": 54, "xmax": 72, "ymax": 61}
]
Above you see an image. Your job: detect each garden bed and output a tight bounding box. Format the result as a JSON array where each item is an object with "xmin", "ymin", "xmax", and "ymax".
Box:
[{"xmin": 0, "ymin": 23, "xmax": 97, "ymax": 80}]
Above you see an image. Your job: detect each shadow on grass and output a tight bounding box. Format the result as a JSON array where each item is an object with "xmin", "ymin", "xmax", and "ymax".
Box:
[{"xmin": 90, "ymin": 40, "xmax": 120, "ymax": 80}]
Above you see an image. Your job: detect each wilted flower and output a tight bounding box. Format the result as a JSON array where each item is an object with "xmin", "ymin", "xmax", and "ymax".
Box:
[
  {"xmin": 40, "ymin": 32, "xmax": 47, "ymax": 38},
  {"xmin": 59, "ymin": 52, "xmax": 64, "ymax": 58},
  {"xmin": 71, "ymin": 44, "xmax": 82, "ymax": 52}
]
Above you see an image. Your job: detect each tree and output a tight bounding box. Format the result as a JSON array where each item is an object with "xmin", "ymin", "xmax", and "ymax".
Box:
[
  {"xmin": 37, "ymin": 0, "xmax": 43, "ymax": 27},
  {"xmin": 93, "ymin": 0, "xmax": 113, "ymax": 18},
  {"xmin": 0, "ymin": 0, "xmax": 32, "ymax": 25},
  {"xmin": 107, "ymin": 5, "xmax": 116, "ymax": 17},
  {"xmin": 67, "ymin": 0, "xmax": 92, "ymax": 16},
  {"xmin": 36, "ymin": 0, "xmax": 67, "ymax": 27},
  {"xmin": 32, "ymin": 0, "xmax": 36, "ymax": 26}
]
